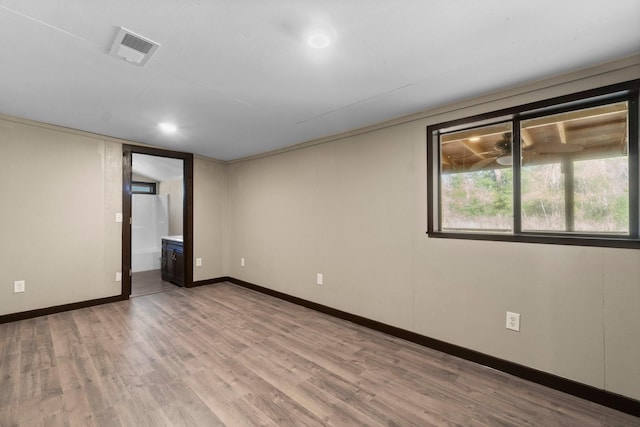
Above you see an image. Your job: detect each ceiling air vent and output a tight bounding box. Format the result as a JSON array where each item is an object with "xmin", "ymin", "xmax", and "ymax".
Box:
[{"xmin": 109, "ymin": 27, "xmax": 160, "ymax": 66}]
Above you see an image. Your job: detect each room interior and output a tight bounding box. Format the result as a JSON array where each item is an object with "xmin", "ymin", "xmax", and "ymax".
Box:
[
  {"xmin": 1, "ymin": 1, "xmax": 640, "ymax": 425},
  {"xmin": 130, "ymin": 153, "xmax": 185, "ymax": 297}
]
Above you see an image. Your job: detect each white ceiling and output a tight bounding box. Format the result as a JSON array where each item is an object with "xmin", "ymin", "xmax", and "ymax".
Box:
[{"xmin": 1, "ymin": 1, "xmax": 639, "ymax": 161}]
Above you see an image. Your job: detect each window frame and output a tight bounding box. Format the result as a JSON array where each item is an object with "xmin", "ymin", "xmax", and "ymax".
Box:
[
  {"xmin": 131, "ymin": 181, "xmax": 157, "ymax": 195},
  {"xmin": 427, "ymin": 79, "xmax": 640, "ymax": 249}
]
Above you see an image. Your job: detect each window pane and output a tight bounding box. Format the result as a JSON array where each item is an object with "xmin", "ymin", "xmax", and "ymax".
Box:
[
  {"xmin": 520, "ymin": 101, "xmax": 628, "ymax": 234},
  {"xmin": 521, "ymin": 163, "xmax": 565, "ymax": 231},
  {"xmin": 132, "ymin": 182, "xmax": 157, "ymax": 194},
  {"xmin": 440, "ymin": 122, "xmax": 513, "ymax": 232},
  {"xmin": 574, "ymin": 157, "xmax": 628, "ymax": 233}
]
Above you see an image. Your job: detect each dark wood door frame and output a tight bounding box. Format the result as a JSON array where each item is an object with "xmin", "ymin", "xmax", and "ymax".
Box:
[{"xmin": 122, "ymin": 145, "xmax": 194, "ymax": 297}]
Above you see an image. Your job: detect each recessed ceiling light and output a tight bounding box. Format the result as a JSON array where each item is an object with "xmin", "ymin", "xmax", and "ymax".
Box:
[
  {"xmin": 469, "ymin": 137, "xmax": 480, "ymax": 142},
  {"xmin": 159, "ymin": 122, "xmax": 177, "ymax": 133},
  {"xmin": 304, "ymin": 25, "xmax": 336, "ymax": 49},
  {"xmin": 307, "ymin": 32, "xmax": 331, "ymax": 49}
]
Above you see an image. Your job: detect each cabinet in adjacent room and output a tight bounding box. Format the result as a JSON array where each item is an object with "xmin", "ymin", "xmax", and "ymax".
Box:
[{"xmin": 161, "ymin": 237, "xmax": 184, "ymax": 286}]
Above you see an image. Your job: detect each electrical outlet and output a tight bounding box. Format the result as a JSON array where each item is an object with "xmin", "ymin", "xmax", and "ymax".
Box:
[
  {"xmin": 196, "ymin": 258, "xmax": 202, "ymax": 267},
  {"xmin": 115, "ymin": 212, "xmax": 123, "ymax": 223},
  {"xmin": 115, "ymin": 272, "xmax": 122, "ymax": 282},
  {"xmin": 241, "ymin": 258, "xmax": 245, "ymax": 267},
  {"xmin": 316, "ymin": 273, "xmax": 323, "ymax": 285},
  {"xmin": 506, "ymin": 311, "xmax": 520, "ymax": 332},
  {"xmin": 14, "ymin": 280, "xmax": 25, "ymax": 293}
]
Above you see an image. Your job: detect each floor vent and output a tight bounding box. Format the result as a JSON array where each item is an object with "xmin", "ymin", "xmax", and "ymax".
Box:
[{"xmin": 109, "ymin": 27, "xmax": 160, "ymax": 66}]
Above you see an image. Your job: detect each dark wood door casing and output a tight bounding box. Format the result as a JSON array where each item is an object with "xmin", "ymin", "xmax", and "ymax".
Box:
[{"xmin": 122, "ymin": 144, "xmax": 194, "ymax": 296}]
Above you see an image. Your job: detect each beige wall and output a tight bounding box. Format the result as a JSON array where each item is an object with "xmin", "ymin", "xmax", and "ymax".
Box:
[
  {"xmin": 0, "ymin": 120, "xmax": 228, "ymax": 315},
  {"xmin": 132, "ymin": 173, "xmax": 157, "ymax": 184},
  {"xmin": 0, "ymin": 118, "xmax": 122, "ymax": 314},
  {"xmin": 227, "ymin": 55, "xmax": 640, "ymax": 400},
  {"xmin": 193, "ymin": 156, "xmax": 229, "ymax": 281},
  {"xmin": 159, "ymin": 178, "xmax": 183, "ymax": 236}
]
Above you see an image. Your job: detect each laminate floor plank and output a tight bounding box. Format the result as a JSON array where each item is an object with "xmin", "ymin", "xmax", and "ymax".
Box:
[
  {"xmin": 1, "ymin": 282, "xmax": 639, "ymax": 426},
  {"xmin": 296, "ymin": 380, "xmax": 384, "ymax": 427},
  {"xmin": 218, "ymin": 397, "xmax": 277, "ymax": 427},
  {"xmin": 131, "ymin": 270, "xmax": 176, "ymax": 298}
]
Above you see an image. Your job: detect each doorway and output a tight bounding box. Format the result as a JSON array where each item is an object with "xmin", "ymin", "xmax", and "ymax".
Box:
[{"xmin": 122, "ymin": 145, "xmax": 193, "ymax": 297}]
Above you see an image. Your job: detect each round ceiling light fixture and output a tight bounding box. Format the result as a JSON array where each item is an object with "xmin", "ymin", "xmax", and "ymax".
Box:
[
  {"xmin": 304, "ymin": 25, "xmax": 336, "ymax": 49},
  {"xmin": 158, "ymin": 122, "xmax": 177, "ymax": 133},
  {"xmin": 307, "ymin": 32, "xmax": 331, "ymax": 49}
]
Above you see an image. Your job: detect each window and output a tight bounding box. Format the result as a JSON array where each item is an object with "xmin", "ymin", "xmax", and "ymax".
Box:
[
  {"xmin": 427, "ymin": 80, "xmax": 639, "ymax": 248},
  {"xmin": 439, "ymin": 121, "xmax": 514, "ymax": 232},
  {"xmin": 131, "ymin": 181, "xmax": 157, "ymax": 194}
]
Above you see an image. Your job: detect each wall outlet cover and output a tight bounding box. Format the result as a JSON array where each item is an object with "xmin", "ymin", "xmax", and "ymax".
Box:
[
  {"xmin": 506, "ymin": 311, "xmax": 521, "ymax": 331},
  {"xmin": 14, "ymin": 280, "xmax": 26, "ymax": 293}
]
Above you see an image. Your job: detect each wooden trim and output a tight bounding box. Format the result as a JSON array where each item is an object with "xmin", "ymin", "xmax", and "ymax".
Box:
[
  {"xmin": 428, "ymin": 80, "xmax": 639, "ymax": 133},
  {"xmin": 427, "ymin": 231, "xmax": 640, "ymax": 249},
  {"xmin": 122, "ymin": 145, "xmax": 194, "ymax": 295},
  {"xmin": 183, "ymin": 155, "xmax": 194, "ymax": 288},
  {"xmin": 0, "ymin": 275, "xmax": 231, "ymax": 323},
  {"xmin": 629, "ymin": 94, "xmax": 640, "ymax": 237},
  {"xmin": 227, "ymin": 277, "xmax": 640, "ymax": 417},
  {"xmin": 122, "ymin": 150, "xmax": 133, "ymax": 297},
  {"xmin": 192, "ymin": 277, "xmax": 232, "ymax": 287},
  {"xmin": 0, "ymin": 295, "xmax": 126, "ymax": 324},
  {"xmin": 426, "ymin": 127, "xmax": 436, "ymax": 234}
]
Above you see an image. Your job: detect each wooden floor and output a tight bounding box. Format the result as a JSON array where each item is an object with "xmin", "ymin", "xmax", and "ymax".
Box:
[
  {"xmin": 0, "ymin": 283, "xmax": 638, "ymax": 426},
  {"xmin": 131, "ymin": 269, "xmax": 177, "ymax": 297}
]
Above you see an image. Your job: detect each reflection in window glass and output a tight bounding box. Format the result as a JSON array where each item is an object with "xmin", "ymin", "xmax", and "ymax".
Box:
[
  {"xmin": 574, "ymin": 157, "xmax": 628, "ymax": 233},
  {"xmin": 520, "ymin": 101, "xmax": 628, "ymax": 234},
  {"xmin": 521, "ymin": 163, "xmax": 565, "ymax": 231},
  {"xmin": 440, "ymin": 122, "xmax": 513, "ymax": 232},
  {"xmin": 429, "ymin": 82, "xmax": 638, "ymax": 247}
]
